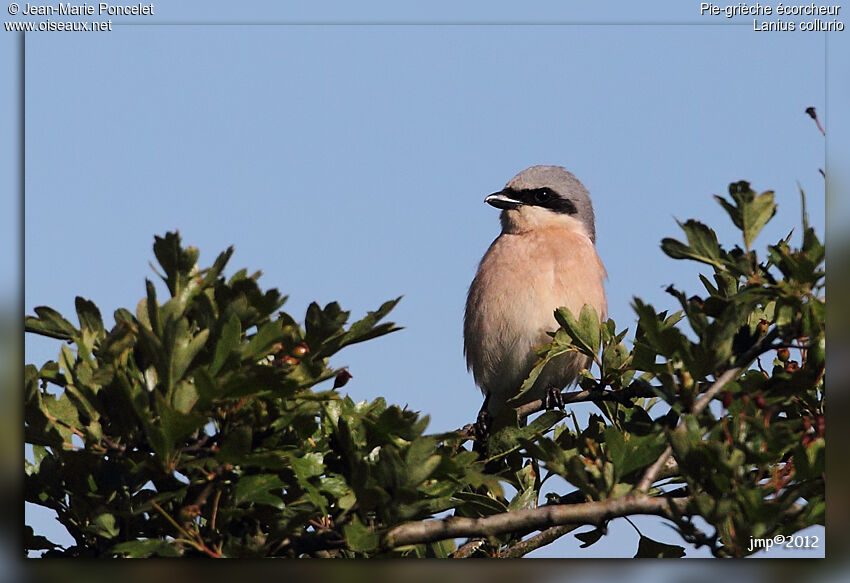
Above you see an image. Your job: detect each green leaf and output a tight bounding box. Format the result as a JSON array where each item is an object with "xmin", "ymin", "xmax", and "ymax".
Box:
[
  {"xmin": 217, "ymin": 426, "xmax": 253, "ymax": 462},
  {"xmin": 211, "ymin": 313, "xmax": 241, "ymax": 374},
  {"xmin": 508, "ymin": 464, "xmax": 538, "ymax": 511},
  {"xmin": 714, "ymin": 182, "xmax": 776, "ymax": 250},
  {"xmin": 152, "ymin": 232, "xmax": 199, "ymax": 298},
  {"xmin": 243, "ymin": 320, "xmax": 286, "ymax": 362},
  {"xmin": 344, "ymin": 515, "xmax": 379, "ymax": 553},
  {"xmin": 634, "ymin": 535, "xmax": 686, "ymax": 558},
  {"xmin": 26, "ymin": 306, "xmax": 79, "ymax": 341},
  {"xmin": 311, "ymin": 297, "xmax": 403, "ymax": 358},
  {"xmin": 554, "ymin": 305, "xmax": 600, "ymax": 357},
  {"xmin": 661, "ymin": 220, "xmax": 723, "ymax": 268},
  {"xmin": 604, "ymin": 426, "xmax": 626, "ymax": 477},
  {"xmin": 618, "ymin": 434, "xmax": 667, "ymax": 477},
  {"xmin": 305, "ymin": 301, "xmax": 350, "ymax": 347},
  {"xmin": 153, "ymin": 392, "xmax": 206, "ymax": 453},
  {"xmin": 290, "ymin": 452, "xmax": 325, "ymax": 481},
  {"xmin": 509, "ymin": 343, "xmax": 577, "ymax": 405},
  {"xmin": 579, "ymin": 304, "xmax": 602, "ymax": 356},
  {"xmin": 42, "ymin": 391, "xmax": 81, "ymax": 432},
  {"xmin": 98, "ymin": 320, "xmax": 138, "ymax": 362},
  {"xmin": 407, "ymin": 454, "xmax": 442, "ymax": 488},
  {"xmin": 452, "ymin": 491, "xmax": 509, "ymax": 516},
  {"xmin": 112, "ymin": 539, "xmax": 182, "ymax": 558},
  {"xmin": 523, "ymin": 409, "xmax": 565, "ymax": 438},
  {"xmin": 234, "ymin": 474, "xmax": 286, "ymax": 509},
  {"xmin": 75, "ymin": 296, "xmax": 105, "ymax": 338},
  {"xmin": 171, "ymin": 328, "xmax": 209, "ymax": 383},
  {"xmin": 86, "ymin": 513, "xmax": 120, "ymax": 539}
]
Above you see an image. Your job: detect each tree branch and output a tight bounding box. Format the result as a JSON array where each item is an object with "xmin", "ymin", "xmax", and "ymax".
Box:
[
  {"xmin": 383, "ymin": 495, "xmax": 689, "ymax": 550},
  {"xmin": 501, "ymin": 524, "xmax": 581, "ymax": 558},
  {"xmin": 515, "ymin": 383, "xmax": 657, "ymax": 420}
]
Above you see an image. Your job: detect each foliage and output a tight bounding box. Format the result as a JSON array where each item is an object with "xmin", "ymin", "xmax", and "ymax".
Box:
[{"xmin": 25, "ymin": 181, "xmax": 824, "ymax": 558}]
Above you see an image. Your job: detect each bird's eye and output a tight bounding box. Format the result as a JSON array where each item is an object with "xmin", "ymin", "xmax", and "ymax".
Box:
[{"xmin": 534, "ymin": 189, "xmax": 552, "ymax": 203}]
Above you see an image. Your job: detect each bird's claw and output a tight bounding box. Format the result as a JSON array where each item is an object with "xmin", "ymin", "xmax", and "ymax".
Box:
[
  {"xmin": 474, "ymin": 409, "xmax": 492, "ymax": 444},
  {"xmin": 544, "ymin": 386, "xmax": 565, "ymax": 410}
]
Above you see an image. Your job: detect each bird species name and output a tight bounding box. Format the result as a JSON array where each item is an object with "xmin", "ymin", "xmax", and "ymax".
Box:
[
  {"xmin": 699, "ymin": 3, "xmax": 844, "ymax": 30},
  {"xmin": 699, "ymin": 3, "xmax": 841, "ymax": 17}
]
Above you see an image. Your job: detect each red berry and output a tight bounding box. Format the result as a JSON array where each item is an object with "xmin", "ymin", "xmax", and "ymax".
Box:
[
  {"xmin": 722, "ymin": 391, "xmax": 733, "ymax": 408},
  {"xmin": 777, "ymin": 347, "xmax": 790, "ymax": 362},
  {"xmin": 333, "ymin": 370, "xmax": 353, "ymax": 389},
  {"xmin": 754, "ymin": 395, "xmax": 767, "ymax": 409}
]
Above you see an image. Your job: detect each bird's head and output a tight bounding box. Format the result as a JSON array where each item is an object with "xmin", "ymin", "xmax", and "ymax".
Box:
[{"xmin": 485, "ymin": 165, "xmax": 596, "ymax": 242}]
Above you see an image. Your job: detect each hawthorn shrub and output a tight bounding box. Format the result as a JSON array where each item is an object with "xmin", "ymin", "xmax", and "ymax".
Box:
[{"xmin": 25, "ymin": 181, "xmax": 824, "ymax": 557}]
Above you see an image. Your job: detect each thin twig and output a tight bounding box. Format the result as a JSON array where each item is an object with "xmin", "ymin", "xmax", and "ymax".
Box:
[
  {"xmin": 501, "ymin": 524, "xmax": 580, "ymax": 558},
  {"xmin": 637, "ymin": 446, "xmax": 674, "ymax": 494},
  {"xmin": 636, "ymin": 365, "xmax": 742, "ymax": 492},
  {"xmin": 451, "ymin": 539, "xmax": 487, "ymax": 558},
  {"xmin": 150, "ymin": 500, "xmax": 221, "ymax": 558},
  {"xmin": 210, "ymin": 489, "xmax": 221, "ymax": 532},
  {"xmin": 636, "ymin": 329, "xmax": 779, "ymax": 493},
  {"xmin": 805, "ymin": 106, "xmax": 826, "ymax": 136}
]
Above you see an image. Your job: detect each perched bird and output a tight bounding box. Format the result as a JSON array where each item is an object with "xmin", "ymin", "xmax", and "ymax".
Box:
[{"xmin": 464, "ymin": 165, "xmax": 607, "ymax": 430}]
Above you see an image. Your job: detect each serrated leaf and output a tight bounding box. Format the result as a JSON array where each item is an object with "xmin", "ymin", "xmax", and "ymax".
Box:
[
  {"xmin": 211, "ymin": 313, "xmax": 241, "ymax": 375},
  {"xmin": 715, "ymin": 184, "xmax": 776, "ymax": 250},
  {"xmin": 744, "ymin": 192, "xmax": 776, "ymax": 249},
  {"xmin": 234, "ymin": 474, "xmax": 286, "ymax": 508},
  {"xmin": 171, "ymin": 328, "xmax": 209, "ymax": 383},
  {"xmin": 290, "ymin": 452, "xmax": 325, "ymax": 481},
  {"xmin": 26, "ymin": 306, "xmax": 79, "ymax": 341},
  {"xmin": 74, "ymin": 296, "xmax": 105, "ymax": 338},
  {"xmin": 554, "ymin": 306, "xmax": 598, "ymax": 356},
  {"xmin": 343, "ymin": 515, "xmax": 379, "ymax": 552},
  {"xmin": 452, "ymin": 491, "xmax": 509, "ymax": 516},
  {"xmin": 508, "ymin": 464, "xmax": 538, "ymax": 511},
  {"xmin": 312, "ymin": 297, "xmax": 403, "ymax": 358},
  {"xmin": 509, "ymin": 343, "xmax": 577, "ymax": 405},
  {"xmin": 112, "ymin": 539, "xmax": 182, "ymax": 558},
  {"xmin": 305, "ymin": 301, "xmax": 350, "ymax": 348},
  {"xmin": 243, "ymin": 320, "xmax": 285, "ymax": 361},
  {"xmin": 87, "ymin": 513, "xmax": 119, "ymax": 539},
  {"xmin": 661, "ymin": 220, "xmax": 723, "ymax": 268},
  {"xmin": 152, "ymin": 232, "xmax": 199, "ymax": 298},
  {"xmin": 604, "ymin": 426, "xmax": 626, "ymax": 475}
]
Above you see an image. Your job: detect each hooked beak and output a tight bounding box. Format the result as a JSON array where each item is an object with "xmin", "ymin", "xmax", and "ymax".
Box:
[{"xmin": 484, "ymin": 191, "xmax": 522, "ymax": 210}]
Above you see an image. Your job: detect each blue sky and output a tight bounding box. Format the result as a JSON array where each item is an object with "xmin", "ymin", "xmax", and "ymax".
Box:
[{"xmin": 10, "ymin": 0, "xmax": 841, "ymax": 559}]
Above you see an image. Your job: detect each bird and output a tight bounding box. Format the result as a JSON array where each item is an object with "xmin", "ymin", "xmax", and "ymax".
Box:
[{"xmin": 463, "ymin": 165, "xmax": 607, "ymax": 434}]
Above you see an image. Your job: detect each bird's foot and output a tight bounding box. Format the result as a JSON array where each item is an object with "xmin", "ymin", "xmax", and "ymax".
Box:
[
  {"xmin": 471, "ymin": 409, "xmax": 493, "ymax": 456},
  {"xmin": 474, "ymin": 408, "xmax": 492, "ymax": 444},
  {"xmin": 544, "ymin": 386, "xmax": 566, "ymax": 410}
]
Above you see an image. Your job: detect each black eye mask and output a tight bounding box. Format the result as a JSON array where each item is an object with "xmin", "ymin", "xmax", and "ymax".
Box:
[{"xmin": 500, "ymin": 187, "xmax": 578, "ymax": 215}]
